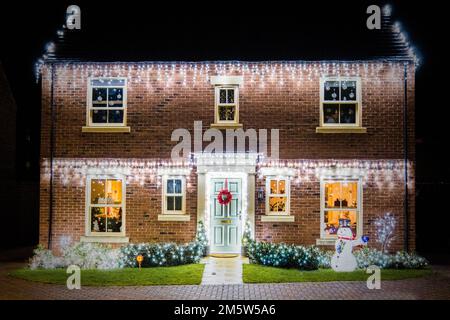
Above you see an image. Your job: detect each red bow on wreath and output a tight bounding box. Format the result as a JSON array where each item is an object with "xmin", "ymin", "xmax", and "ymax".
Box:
[{"xmin": 217, "ymin": 179, "xmax": 233, "ymax": 205}]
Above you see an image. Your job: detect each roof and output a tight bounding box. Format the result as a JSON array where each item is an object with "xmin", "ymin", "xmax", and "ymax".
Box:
[{"xmin": 39, "ymin": 4, "xmax": 416, "ymax": 64}]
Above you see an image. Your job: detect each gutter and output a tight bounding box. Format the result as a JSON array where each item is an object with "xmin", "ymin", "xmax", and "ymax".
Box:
[
  {"xmin": 48, "ymin": 64, "xmax": 56, "ymax": 250},
  {"xmin": 403, "ymin": 62, "xmax": 409, "ymax": 252}
]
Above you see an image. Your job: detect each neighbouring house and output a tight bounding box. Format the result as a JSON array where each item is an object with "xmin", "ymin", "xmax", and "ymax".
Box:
[
  {"xmin": 38, "ymin": 8, "xmax": 416, "ymax": 253},
  {"xmin": 1, "ymin": 62, "xmax": 39, "ymax": 251},
  {"xmin": 0, "ymin": 62, "xmax": 17, "ymax": 249}
]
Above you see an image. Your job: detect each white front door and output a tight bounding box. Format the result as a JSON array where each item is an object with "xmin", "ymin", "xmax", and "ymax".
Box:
[{"xmin": 210, "ymin": 178, "xmax": 242, "ymax": 253}]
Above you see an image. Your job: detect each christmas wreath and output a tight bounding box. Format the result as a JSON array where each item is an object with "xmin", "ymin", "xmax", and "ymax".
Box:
[{"xmin": 217, "ymin": 179, "xmax": 233, "ymax": 205}]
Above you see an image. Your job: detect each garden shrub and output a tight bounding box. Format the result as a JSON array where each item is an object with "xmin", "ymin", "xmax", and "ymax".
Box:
[
  {"xmin": 29, "ymin": 245, "xmax": 63, "ymax": 270},
  {"xmin": 29, "ymin": 243, "xmax": 121, "ymax": 270},
  {"xmin": 246, "ymin": 241, "xmax": 321, "ymax": 270},
  {"xmin": 29, "ymin": 238, "xmax": 206, "ymax": 270},
  {"xmin": 119, "ymin": 242, "xmax": 204, "ymax": 267},
  {"xmin": 195, "ymin": 221, "xmax": 209, "ymax": 257},
  {"xmin": 353, "ymin": 247, "xmax": 428, "ymax": 269},
  {"xmin": 389, "ymin": 250, "xmax": 428, "ymax": 269}
]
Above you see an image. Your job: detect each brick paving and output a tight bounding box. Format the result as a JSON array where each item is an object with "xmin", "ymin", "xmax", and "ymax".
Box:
[{"xmin": 1, "ymin": 262, "xmax": 449, "ymax": 300}]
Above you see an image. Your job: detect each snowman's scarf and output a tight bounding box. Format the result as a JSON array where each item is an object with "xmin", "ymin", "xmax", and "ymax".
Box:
[
  {"xmin": 338, "ymin": 236, "xmax": 354, "ymax": 241},
  {"xmin": 336, "ymin": 234, "xmax": 359, "ymax": 254}
]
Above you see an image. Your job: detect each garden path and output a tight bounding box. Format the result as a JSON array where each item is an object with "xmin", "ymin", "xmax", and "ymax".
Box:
[{"xmin": 200, "ymin": 256, "xmax": 249, "ymax": 285}]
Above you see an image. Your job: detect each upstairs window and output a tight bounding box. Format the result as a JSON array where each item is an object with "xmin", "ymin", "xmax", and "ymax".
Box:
[
  {"xmin": 215, "ymin": 86, "xmax": 239, "ymax": 124},
  {"xmin": 88, "ymin": 78, "xmax": 127, "ymax": 126},
  {"xmin": 320, "ymin": 77, "xmax": 361, "ymax": 126}
]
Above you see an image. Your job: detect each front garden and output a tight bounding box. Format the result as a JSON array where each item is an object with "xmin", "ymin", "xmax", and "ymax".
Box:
[
  {"xmin": 243, "ymin": 264, "xmax": 431, "ymax": 283},
  {"xmin": 11, "ymin": 221, "xmax": 431, "ymax": 286},
  {"xmin": 11, "ymin": 264, "xmax": 205, "ymax": 286},
  {"xmin": 11, "ymin": 222, "xmax": 210, "ymax": 286},
  {"xmin": 241, "ymin": 239, "xmax": 430, "ymax": 283}
]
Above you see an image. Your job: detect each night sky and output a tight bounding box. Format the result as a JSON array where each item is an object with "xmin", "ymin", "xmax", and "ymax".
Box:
[{"xmin": 0, "ymin": 1, "xmax": 448, "ymax": 253}]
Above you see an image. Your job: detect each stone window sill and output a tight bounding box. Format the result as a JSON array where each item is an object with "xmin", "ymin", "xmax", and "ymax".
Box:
[
  {"xmin": 158, "ymin": 214, "xmax": 190, "ymax": 221},
  {"xmin": 80, "ymin": 236, "xmax": 129, "ymax": 244},
  {"xmin": 82, "ymin": 126, "xmax": 131, "ymax": 133},
  {"xmin": 316, "ymin": 238, "xmax": 336, "ymax": 246},
  {"xmin": 261, "ymin": 215, "xmax": 295, "ymax": 223},
  {"xmin": 316, "ymin": 126, "xmax": 367, "ymax": 134},
  {"xmin": 210, "ymin": 123, "xmax": 243, "ymax": 130}
]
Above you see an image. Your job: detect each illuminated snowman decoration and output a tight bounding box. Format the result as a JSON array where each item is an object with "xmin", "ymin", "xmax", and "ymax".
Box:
[{"xmin": 331, "ymin": 219, "xmax": 369, "ymax": 272}]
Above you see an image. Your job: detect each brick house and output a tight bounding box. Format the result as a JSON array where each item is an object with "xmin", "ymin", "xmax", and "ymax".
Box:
[{"xmin": 38, "ymin": 10, "xmax": 416, "ymax": 253}]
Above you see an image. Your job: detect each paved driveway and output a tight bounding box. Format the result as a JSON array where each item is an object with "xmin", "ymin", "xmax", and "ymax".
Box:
[{"xmin": 1, "ymin": 262, "xmax": 449, "ymax": 300}]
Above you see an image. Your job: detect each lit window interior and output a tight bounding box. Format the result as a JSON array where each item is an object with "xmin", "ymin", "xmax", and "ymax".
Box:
[
  {"xmin": 90, "ymin": 179, "xmax": 123, "ymax": 233},
  {"xmin": 269, "ymin": 179, "xmax": 287, "ymax": 213},
  {"xmin": 323, "ymin": 181, "xmax": 358, "ymax": 237}
]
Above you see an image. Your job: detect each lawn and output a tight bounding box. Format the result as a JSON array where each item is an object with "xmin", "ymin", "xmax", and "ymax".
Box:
[
  {"xmin": 10, "ymin": 264, "xmax": 205, "ymax": 286},
  {"xmin": 243, "ymin": 264, "xmax": 432, "ymax": 283}
]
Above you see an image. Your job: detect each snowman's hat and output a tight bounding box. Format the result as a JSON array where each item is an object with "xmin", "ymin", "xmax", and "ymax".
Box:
[{"xmin": 339, "ymin": 219, "xmax": 351, "ymax": 228}]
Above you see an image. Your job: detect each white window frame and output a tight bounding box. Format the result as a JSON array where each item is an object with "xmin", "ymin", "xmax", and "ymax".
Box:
[
  {"xmin": 265, "ymin": 176, "xmax": 290, "ymax": 216},
  {"xmin": 320, "ymin": 76, "xmax": 362, "ymax": 127},
  {"xmin": 320, "ymin": 177, "xmax": 363, "ymax": 240},
  {"xmin": 85, "ymin": 174, "xmax": 126, "ymax": 237},
  {"xmin": 162, "ymin": 176, "xmax": 186, "ymax": 215},
  {"xmin": 214, "ymin": 85, "xmax": 239, "ymax": 125},
  {"xmin": 87, "ymin": 77, "xmax": 128, "ymax": 127}
]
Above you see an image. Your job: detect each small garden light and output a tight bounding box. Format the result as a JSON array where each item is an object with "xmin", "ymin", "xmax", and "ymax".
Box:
[{"xmin": 136, "ymin": 254, "xmax": 144, "ymax": 270}]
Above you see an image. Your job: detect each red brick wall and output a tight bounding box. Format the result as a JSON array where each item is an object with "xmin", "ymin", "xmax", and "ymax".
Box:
[
  {"xmin": 39, "ymin": 61, "xmax": 415, "ymax": 252},
  {"xmin": 40, "ymin": 170, "xmax": 198, "ymax": 252},
  {"xmin": 255, "ymin": 170, "xmax": 415, "ymax": 252}
]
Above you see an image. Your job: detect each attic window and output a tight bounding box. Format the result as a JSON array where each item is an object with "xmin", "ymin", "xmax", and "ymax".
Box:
[{"xmin": 85, "ymin": 78, "xmax": 128, "ymax": 130}]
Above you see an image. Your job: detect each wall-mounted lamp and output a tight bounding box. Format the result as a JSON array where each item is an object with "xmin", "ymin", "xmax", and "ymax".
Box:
[{"xmin": 257, "ymin": 188, "xmax": 265, "ymax": 202}]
